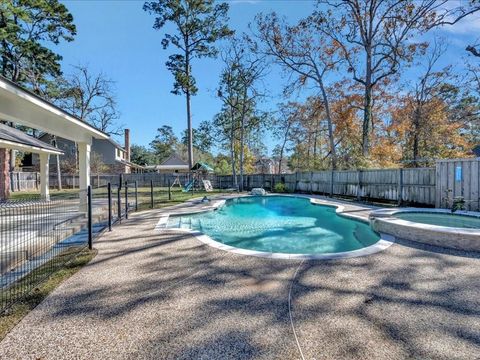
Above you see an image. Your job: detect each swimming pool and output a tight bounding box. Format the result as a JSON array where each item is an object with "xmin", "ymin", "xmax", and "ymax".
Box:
[{"xmin": 166, "ymin": 196, "xmax": 385, "ymax": 258}]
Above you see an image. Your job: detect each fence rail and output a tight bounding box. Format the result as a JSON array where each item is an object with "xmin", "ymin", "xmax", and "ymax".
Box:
[{"xmin": 10, "ymin": 167, "xmax": 437, "ymax": 206}]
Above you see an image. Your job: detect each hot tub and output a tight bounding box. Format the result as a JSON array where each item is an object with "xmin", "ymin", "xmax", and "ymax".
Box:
[{"xmin": 369, "ymin": 208, "xmax": 480, "ymax": 252}]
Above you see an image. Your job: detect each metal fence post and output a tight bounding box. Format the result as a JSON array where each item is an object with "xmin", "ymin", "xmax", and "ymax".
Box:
[
  {"xmin": 107, "ymin": 182, "xmax": 112, "ymax": 231},
  {"xmin": 150, "ymin": 179, "xmax": 154, "ymax": 208},
  {"xmin": 125, "ymin": 181, "xmax": 129, "ymax": 219},
  {"xmin": 117, "ymin": 186, "xmax": 121, "ymax": 221},
  {"xmin": 168, "ymin": 178, "xmax": 171, "ymax": 200},
  {"xmin": 87, "ymin": 185, "xmax": 93, "ymax": 250},
  {"xmin": 134, "ymin": 180, "xmax": 138, "ymax": 212}
]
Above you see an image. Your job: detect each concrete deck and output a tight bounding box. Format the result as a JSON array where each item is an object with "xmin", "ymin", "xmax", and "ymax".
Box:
[{"xmin": 1, "ymin": 195, "xmax": 479, "ymax": 359}]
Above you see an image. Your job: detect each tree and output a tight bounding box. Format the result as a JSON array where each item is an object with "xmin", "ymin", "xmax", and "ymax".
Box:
[
  {"xmin": 271, "ymin": 104, "xmax": 297, "ymax": 174},
  {"xmin": 314, "ymin": 0, "xmax": 480, "ymax": 157},
  {"xmin": 181, "ymin": 120, "xmax": 213, "ymax": 153},
  {"xmin": 56, "ymin": 65, "xmax": 122, "ymax": 135},
  {"xmin": 213, "ymin": 154, "xmax": 231, "ymax": 175},
  {"xmin": 407, "ymin": 41, "xmax": 453, "ymax": 165},
  {"xmin": 90, "ymin": 151, "xmax": 108, "ymax": 186},
  {"xmin": 0, "ymin": 0, "xmax": 75, "ymax": 199},
  {"xmin": 216, "ymin": 36, "xmax": 267, "ymax": 191},
  {"xmin": 150, "ymin": 125, "xmax": 179, "ymax": 162},
  {"xmin": 144, "ymin": 0, "xmax": 233, "ymax": 168},
  {"xmin": 130, "ymin": 144, "xmax": 158, "ymax": 166},
  {"xmin": 467, "ymin": 44, "xmax": 480, "ymax": 58},
  {"xmin": 255, "ymin": 13, "xmax": 340, "ymax": 169},
  {"xmin": 0, "ymin": 0, "xmax": 76, "ymax": 91},
  {"xmin": 213, "ymin": 108, "xmax": 239, "ymax": 188}
]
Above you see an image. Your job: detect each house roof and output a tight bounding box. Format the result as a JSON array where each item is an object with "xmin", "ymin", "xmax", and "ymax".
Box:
[
  {"xmin": 104, "ymin": 136, "xmax": 124, "ymax": 150},
  {"xmin": 0, "ymin": 123, "xmax": 63, "ymax": 155},
  {"xmin": 161, "ymin": 153, "xmax": 188, "ymax": 166},
  {"xmin": 117, "ymin": 159, "xmax": 145, "ymax": 169}
]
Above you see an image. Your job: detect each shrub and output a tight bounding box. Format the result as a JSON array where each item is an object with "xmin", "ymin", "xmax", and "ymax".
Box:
[
  {"xmin": 274, "ymin": 182, "xmax": 286, "ymax": 193},
  {"xmin": 451, "ymin": 197, "xmax": 466, "ymax": 213}
]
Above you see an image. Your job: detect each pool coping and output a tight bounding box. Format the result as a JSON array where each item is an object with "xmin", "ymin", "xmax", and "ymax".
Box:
[
  {"xmin": 155, "ymin": 194, "xmax": 395, "ymax": 260},
  {"xmin": 369, "ymin": 207, "xmax": 480, "ymax": 233}
]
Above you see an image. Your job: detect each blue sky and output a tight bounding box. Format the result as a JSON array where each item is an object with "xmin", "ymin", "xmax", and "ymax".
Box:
[{"xmin": 57, "ymin": 0, "xmax": 480, "ymax": 154}]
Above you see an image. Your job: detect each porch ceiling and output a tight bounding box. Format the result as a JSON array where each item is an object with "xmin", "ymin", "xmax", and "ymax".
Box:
[{"xmin": 0, "ymin": 76, "xmax": 108, "ymax": 143}]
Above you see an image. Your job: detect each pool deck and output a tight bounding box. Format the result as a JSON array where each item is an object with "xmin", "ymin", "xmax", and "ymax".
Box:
[{"xmin": 1, "ymin": 194, "xmax": 479, "ymax": 359}]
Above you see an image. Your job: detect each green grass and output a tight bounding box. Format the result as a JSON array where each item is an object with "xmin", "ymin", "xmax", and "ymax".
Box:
[
  {"xmin": 0, "ymin": 248, "xmax": 96, "ymax": 340},
  {"xmin": 133, "ymin": 188, "xmax": 232, "ymax": 211},
  {"xmin": 10, "ymin": 187, "xmax": 233, "ymax": 209}
]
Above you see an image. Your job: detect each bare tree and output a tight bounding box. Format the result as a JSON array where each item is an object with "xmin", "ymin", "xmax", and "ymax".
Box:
[
  {"xmin": 59, "ymin": 65, "xmax": 122, "ymax": 135},
  {"xmin": 216, "ymin": 37, "xmax": 267, "ymax": 191},
  {"xmin": 272, "ymin": 104, "xmax": 299, "ymax": 174},
  {"xmin": 314, "ymin": 0, "xmax": 480, "ymax": 157},
  {"xmin": 406, "ymin": 40, "xmax": 452, "ymax": 165},
  {"xmin": 255, "ymin": 13, "xmax": 340, "ymax": 169}
]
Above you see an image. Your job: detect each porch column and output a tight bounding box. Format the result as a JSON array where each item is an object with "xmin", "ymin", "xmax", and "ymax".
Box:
[
  {"xmin": 39, "ymin": 153, "xmax": 50, "ymax": 201},
  {"xmin": 78, "ymin": 142, "xmax": 91, "ymax": 211}
]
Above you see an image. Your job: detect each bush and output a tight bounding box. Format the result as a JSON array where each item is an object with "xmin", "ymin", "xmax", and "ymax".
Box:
[
  {"xmin": 274, "ymin": 182, "xmax": 286, "ymax": 193},
  {"xmin": 451, "ymin": 196, "xmax": 466, "ymax": 213}
]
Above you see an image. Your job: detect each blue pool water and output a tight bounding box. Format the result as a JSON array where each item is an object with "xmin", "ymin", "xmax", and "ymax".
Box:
[
  {"xmin": 395, "ymin": 212, "xmax": 480, "ymax": 229},
  {"xmin": 167, "ymin": 196, "xmax": 380, "ymax": 254}
]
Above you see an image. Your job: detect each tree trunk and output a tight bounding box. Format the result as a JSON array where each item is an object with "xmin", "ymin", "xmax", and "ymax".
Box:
[
  {"xmin": 186, "ymin": 89, "xmax": 193, "ymax": 169},
  {"xmin": 319, "ymin": 81, "xmax": 337, "ymax": 170},
  {"xmin": 412, "ymin": 106, "xmax": 421, "ymax": 167},
  {"xmin": 185, "ymin": 50, "xmax": 194, "ymax": 169},
  {"xmin": 362, "ymin": 43, "xmax": 373, "ymax": 157},
  {"xmin": 278, "ymin": 146, "xmax": 284, "ymax": 175},
  {"xmin": 230, "ymin": 126, "xmax": 237, "ymax": 189},
  {"xmin": 239, "ymin": 114, "xmax": 245, "ymax": 192}
]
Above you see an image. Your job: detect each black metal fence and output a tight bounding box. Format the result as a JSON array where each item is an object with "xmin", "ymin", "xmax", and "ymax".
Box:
[
  {"xmin": 0, "ymin": 191, "xmax": 90, "ymax": 312},
  {"xmin": 0, "ymin": 180, "xmax": 222, "ymax": 313}
]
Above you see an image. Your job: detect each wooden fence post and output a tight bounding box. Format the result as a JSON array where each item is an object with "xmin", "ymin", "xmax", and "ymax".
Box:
[
  {"xmin": 357, "ymin": 170, "xmax": 362, "ymax": 202},
  {"xmin": 397, "ymin": 168, "xmax": 403, "ymax": 206},
  {"xmin": 329, "ymin": 170, "xmax": 334, "ymax": 197}
]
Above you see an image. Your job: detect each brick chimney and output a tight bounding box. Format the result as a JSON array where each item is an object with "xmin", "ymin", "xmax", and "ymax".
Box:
[
  {"xmin": 124, "ymin": 128, "xmax": 130, "ymax": 162},
  {"xmin": 0, "ymin": 148, "xmax": 10, "ymax": 200}
]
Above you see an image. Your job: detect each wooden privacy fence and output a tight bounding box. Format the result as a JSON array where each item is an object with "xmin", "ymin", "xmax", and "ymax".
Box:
[
  {"xmin": 436, "ymin": 159, "xmax": 480, "ymax": 211},
  {"xmin": 10, "ymin": 168, "xmax": 436, "ymax": 206},
  {"xmin": 213, "ymin": 167, "xmax": 436, "ymax": 206},
  {"xmin": 9, "ymin": 165, "xmax": 448, "ymax": 208},
  {"xmin": 10, "ymin": 171, "xmax": 39, "ymax": 191}
]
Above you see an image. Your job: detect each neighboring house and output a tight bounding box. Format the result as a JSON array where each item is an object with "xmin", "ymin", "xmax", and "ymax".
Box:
[
  {"xmin": 254, "ymin": 158, "xmax": 276, "ymax": 174},
  {"xmin": 145, "ymin": 153, "xmax": 189, "ymax": 173},
  {"xmin": 28, "ymin": 129, "xmax": 143, "ymax": 174}
]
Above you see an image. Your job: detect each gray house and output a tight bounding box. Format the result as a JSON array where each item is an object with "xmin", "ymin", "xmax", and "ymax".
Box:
[
  {"xmin": 145, "ymin": 153, "xmax": 189, "ymax": 173},
  {"xmin": 30, "ymin": 129, "xmax": 143, "ymax": 174}
]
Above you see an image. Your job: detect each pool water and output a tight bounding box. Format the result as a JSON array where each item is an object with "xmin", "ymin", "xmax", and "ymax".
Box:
[
  {"xmin": 167, "ymin": 196, "xmax": 380, "ymax": 254},
  {"xmin": 395, "ymin": 212, "xmax": 480, "ymax": 229}
]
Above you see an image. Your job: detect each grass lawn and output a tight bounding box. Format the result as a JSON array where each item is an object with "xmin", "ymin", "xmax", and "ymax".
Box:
[
  {"xmin": 0, "ymin": 248, "xmax": 96, "ymax": 341},
  {"xmin": 10, "ymin": 187, "xmax": 234, "ymax": 209}
]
